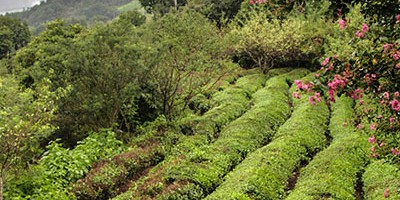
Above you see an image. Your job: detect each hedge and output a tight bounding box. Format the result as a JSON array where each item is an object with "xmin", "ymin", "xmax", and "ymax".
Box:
[
  {"xmin": 284, "ymin": 96, "xmax": 369, "ymax": 200},
  {"xmin": 205, "ymin": 72, "xmax": 329, "ymax": 200},
  {"xmin": 111, "ymin": 68, "xmax": 295, "ymax": 200},
  {"xmin": 154, "ymin": 68, "xmax": 311, "ymax": 199},
  {"xmin": 182, "ymin": 68, "xmax": 292, "ymax": 140},
  {"xmin": 363, "ymin": 160, "xmax": 400, "ymax": 200}
]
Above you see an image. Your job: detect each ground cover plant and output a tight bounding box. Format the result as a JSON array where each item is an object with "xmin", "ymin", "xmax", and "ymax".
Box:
[{"xmin": 206, "ymin": 72, "xmax": 329, "ymax": 199}]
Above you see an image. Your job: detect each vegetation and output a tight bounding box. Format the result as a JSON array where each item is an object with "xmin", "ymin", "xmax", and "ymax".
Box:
[{"xmin": 0, "ymin": 0, "xmax": 399, "ymax": 199}]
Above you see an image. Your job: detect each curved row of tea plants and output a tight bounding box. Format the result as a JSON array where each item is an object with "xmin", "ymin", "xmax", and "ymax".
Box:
[
  {"xmin": 70, "ymin": 69, "xmax": 286, "ymax": 200},
  {"xmin": 285, "ymin": 96, "xmax": 370, "ymax": 200},
  {"xmin": 115, "ymin": 68, "xmax": 310, "ymax": 199},
  {"xmin": 205, "ymin": 74, "xmax": 329, "ymax": 200},
  {"xmin": 363, "ymin": 160, "xmax": 400, "ymax": 200}
]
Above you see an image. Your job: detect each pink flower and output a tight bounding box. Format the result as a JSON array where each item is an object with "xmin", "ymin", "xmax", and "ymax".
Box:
[
  {"xmin": 380, "ymin": 143, "xmax": 385, "ymax": 147},
  {"xmin": 383, "ymin": 188, "xmax": 390, "ymax": 198},
  {"xmin": 383, "ymin": 43, "xmax": 391, "ymax": 52},
  {"xmin": 389, "ymin": 117, "xmax": 396, "ymax": 124},
  {"xmin": 368, "ymin": 136, "xmax": 376, "ymax": 144},
  {"xmin": 383, "ymin": 92, "xmax": 390, "ymax": 99},
  {"xmin": 350, "ymin": 88, "xmax": 363, "ymax": 100},
  {"xmin": 308, "ymin": 92, "xmax": 322, "ymax": 105},
  {"xmin": 361, "ymin": 23, "xmax": 369, "ymax": 33},
  {"xmin": 396, "ymin": 62, "xmax": 400, "ymax": 69},
  {"xmin": 293, "ymin": 92, "xmax": 301, "ymax": 99},
  {"xmin": 356, "ymin": 124, "xmax": 363, "ymax": 129},
  {"xmin": 393, "ymin": 52, "xmax": 400, "ymax": 61},
  {"xmin": 377, "ymin": 115, "xmax": 383, "ymax": 119},
  {"xmin": 372, "ymin": 153, "xmax": 378, "ymax": 158},
  {"xmin": 328, "ymin": 89, "xmax": 335, "ymax": 102},
  {"xmin": 391, "ymin": 148, "xmax": 397, "ymax": 155},
  {"xmin": 371, "ymin": 146, "xmax": 376, "ymax": 152},
  {"xmin": 355, "ymin": 30, "xmax": 365, "ymax": 38},
  {"xmin": 338, "ymin": 19, "xmax": 346, "ymax": 29},
  {"xmin": 359, "ymin": 100, "xmax": 364, "ymax": 105},
  {"xmin": 396, "ymin": 14, "xmax": 400, "ymax": 23},
  {"xmin": 395, "ymin": 92, "xmax": 400, "ymax": 97},
  {"xmin": 370, "ymin": 124, "xmax": 377, "ymax": 130},
  {"xmin": 314, "ymin": 73, "xmax": 320, "ymax": 77},
  {"xmin": 294, "ymin": 80, "xmax": 302, "ymax": 89},
  {"xmin": 308, "ymin": 96, "xmax": 316, "ymax": 105},
  {"xmin": 249, "ymin": 0, "xmax": 255, "ymax": 4},
  {"xmin": 390, "ymin": 99, "xmax": 400, "ymax": 111},
  {"xmin": 322, "ymin": 57, "xmax": 330, "ymax": 66}
]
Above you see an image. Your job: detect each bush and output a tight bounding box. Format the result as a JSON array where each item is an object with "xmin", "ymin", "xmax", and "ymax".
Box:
[
  {"xmin": 229, "ymin": 1, "xmax": 330, "ymax": 72},
  {"xmin": 286, "ymin": 97, "xmax": 370, "ymax": 200},
  {"xmin": 363, "ymin": 160, "xmax": 400, "ymax": 200},
  {"xmin": 160, "ymin": 69, "xmax": 311, "ymax": 198},
  {"xmin": 206, "ymin": 72, "xmax": 328, "ymax": 200}
]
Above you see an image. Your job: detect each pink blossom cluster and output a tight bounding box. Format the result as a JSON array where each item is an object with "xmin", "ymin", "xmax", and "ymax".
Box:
[
  {"xmin": 380, "ymin": 91, "xmax": 400, "ymax": 112},
  {"xmin": 294, "ymin": 80, "xmax": 313, "ymax": 92},
  {"xmin": 338, "ymin": 19, "xmax": 346, "ymax": 29},
  {"xmin": 382, "ymin": 43, "xmax": 400, "ymax": 61},
  {"xmin": 391, "ymin": 148, "xmax": 400, "ymax": 156},
  {"xmin": 396, "ymin": 14, "xmax": 400, "ymax": 23},
  {"xmin": 308, "ymin": 92, "xmax": 321, "ymax": 105},
  {"xmin": 349, "ymin": 88, "xmax": 363, "ymax": 100},
  {"xmin": 362, "ymin": 73, "xmax": 376, "ymax": 85},
  {"xmin": 328, "ymin": 74, "xmax": 348, "ymax": 90},
  {"xmin": 249, "ymin": 0, "xmax": 266, "ymax": 4},
  {"xmin": 355, "ymin": 23, "xmax": 369, "ymax": 38}
]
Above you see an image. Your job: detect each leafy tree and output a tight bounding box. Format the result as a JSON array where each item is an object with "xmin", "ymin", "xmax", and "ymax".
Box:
[
  {"xmin": 0, "ymin": 76, "xmax": 67, "ymax": 200},
  {"xmin": 139, "ymin": 10, "xmax": 231, "ymax": 121},
  {"xmin": 139, "ymin": 0, "xmax": 187, "ymax": 15},
  {"xmin": 0, "ymin": 16, "xmax": 30, "ymax": 59},
  {"xmin": 187, "ymin": 0, "xmax": 243, "ymax": 26}
]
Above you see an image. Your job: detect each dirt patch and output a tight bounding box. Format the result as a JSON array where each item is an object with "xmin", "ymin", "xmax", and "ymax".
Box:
[
  {"xmin": 285, "ymin": 167, "xmax": 301, "ymax": 195},
  {"xmin": 134, "ymin": 156, "xmax": 186, "ymax": 198},
  {"xmin": 355, "ymin": 170, "xmax": 364, "ymax": 200}
]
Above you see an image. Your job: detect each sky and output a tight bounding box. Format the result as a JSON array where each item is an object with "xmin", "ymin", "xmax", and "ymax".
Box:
[{"xmin": 0, "ymin": 0, "xmax": 43, "ymax": 14}]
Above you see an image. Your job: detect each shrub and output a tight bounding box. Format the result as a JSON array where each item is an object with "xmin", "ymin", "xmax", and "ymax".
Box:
[
  {"xmin": 363, "ymin": 160, "xmax": 400, "ymax": 200},
  {"xmin": 206, "ymin": 72, "xmax": 328, "ymax": 200},
  {"xmin": 160, "ymin": 69, "xmax": 311, "ymax": 198},
  {"xmin": 229, "ymin": 1, "xmax": 330, "ymax": 72},
  {"xmin": 286, "ymin": 97, "xmax": 370, "ymax": 200}
]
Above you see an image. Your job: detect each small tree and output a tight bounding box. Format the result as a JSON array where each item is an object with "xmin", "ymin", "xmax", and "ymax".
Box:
[
  {"xmin": 0, "ymin": 77, "xmax": 67, "ymax": 200},
  {"xmin": 140, "ymin": 10, "xmax": 231, "ymax": 121}
]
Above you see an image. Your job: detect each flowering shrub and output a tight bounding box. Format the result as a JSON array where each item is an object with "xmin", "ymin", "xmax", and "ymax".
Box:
[{"xmin": 293, "ymin": 5, "xmax": 400, "ymax": 164}]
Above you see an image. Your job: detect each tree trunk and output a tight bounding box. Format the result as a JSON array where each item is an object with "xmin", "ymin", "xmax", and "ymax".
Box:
[
  {"xmin": 0, "ymin": 176, "xmax": 3, "ymax": 200},
  {"xmin": 174, "ymin": 0, "xmax": 178, "ymax": 10}
]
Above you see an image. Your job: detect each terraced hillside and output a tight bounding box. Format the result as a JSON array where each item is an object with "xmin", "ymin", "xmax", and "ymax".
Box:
[{"xmin": 71, "ymin": 69, "xmax": 400, "ymax": 200}]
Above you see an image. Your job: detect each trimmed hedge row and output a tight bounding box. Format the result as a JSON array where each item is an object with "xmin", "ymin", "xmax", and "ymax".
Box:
[
  {"xmin": 112, "ymin": 70, "xmax": 308, "ymax": 199},
  {"xmin": 188, "ymin": 68, "xmax": 293, "ymax": 138},
  {"xmin": 153, "ymin": 68, "xmax": 311, "ymax": 199},
  {"xmin": 205, "ymin": 76, "xmax": 329, "ymax": 200},
  {"xmin": 284, "ymin": 96, "xmax": 370, "ymax": 200},
  {"xmin": 70, "ymin": 69, "xmax": 282, "ymax": 200},
  {"xmin": 363, "ymin": 160, "xmax": 400, "ymax": 199}
]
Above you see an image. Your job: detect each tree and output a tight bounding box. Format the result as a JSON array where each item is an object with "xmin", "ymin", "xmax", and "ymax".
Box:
[
  {"xmin": 140, "ymin": 10, "xmax": 231, "ymax": 121},
  {"xmin": 187, "ymin": 0, "xmax": 243, "ymax": 26},
  {"xmin": 0, "ymin": 16, "xmax": 30, "ymax": 59},
  {"xmin": 139, "ymin": 0, "xmax": 187, "ymax": 15},
  {"xmin": 0, "ymin": 76, "xmax": 66, "ymax": 200}
]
